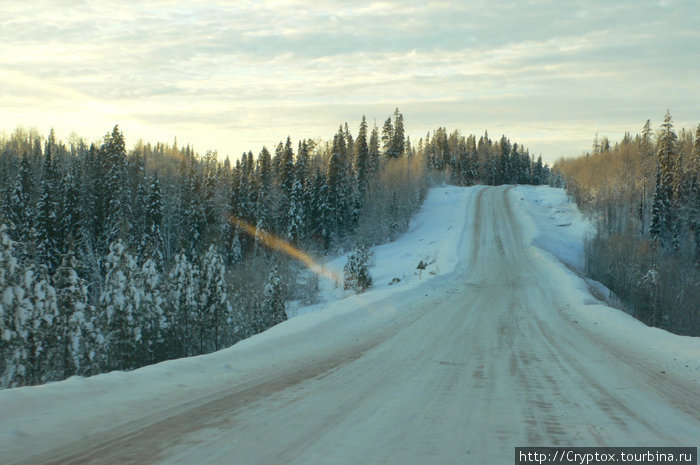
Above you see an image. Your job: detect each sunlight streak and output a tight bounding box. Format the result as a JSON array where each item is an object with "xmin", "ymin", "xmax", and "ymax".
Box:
[{"xmin": 229, "ymin": 216, "xmax": 341, "ymax": 285}]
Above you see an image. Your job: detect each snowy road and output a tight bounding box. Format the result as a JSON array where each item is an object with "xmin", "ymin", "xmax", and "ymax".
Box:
[{"xmin": 5, "ymin": 186, "xmax": 700, "ymax": 464}]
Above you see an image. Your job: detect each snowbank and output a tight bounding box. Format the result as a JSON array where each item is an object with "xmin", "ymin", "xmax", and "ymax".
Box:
[
  {"xmin": 288, "ymin": 185, "xmax": 483, "ymax": 317},
  {"xmin": 511, "ymin": 185, "xmax": 700, "ymax": 385},
  {"xmin": 511, "ymin": 184, "xmax": 593, "ymax": 272}
]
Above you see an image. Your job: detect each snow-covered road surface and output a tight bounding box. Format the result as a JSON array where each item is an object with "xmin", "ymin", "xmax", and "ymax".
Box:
[{"xmin": 3, "ymin": 186, "xmax": 699, "ymax": 464}]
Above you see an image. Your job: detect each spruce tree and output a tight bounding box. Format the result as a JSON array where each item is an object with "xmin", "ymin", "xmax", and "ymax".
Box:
[
  {"xmin": 654, "ymin": 110, "xmax": 678, "ymax": 241},
  {"xmin": 139, "ymin": 257, "xmax": 165, "ymax": 364},
  {"xmin": 258, "ymin": 146, "xmax": 273, "ymax": 193},
  {"xmin": 4, "ymin": 155, "xmax": 34, "ymax": 242},
  {"xmin": 20, "ymin": 260, "xmax": 59, "ymax": 384},
  {"xmin": 199, "ymin": 245, "xmax": 228, "ymax": 352},
  {"xmin": 35, "ymin": 144, "xmax": 60, "ymax": 273},
  {"xmin": 203, "ymin": 168, "xmax": 218, "ymax": 239},
  {"xmin": 0, "ymin": 225, "xmax": 25, "ymax": 386},
  {"xmin": 369, "ymin": 125, "xmax": 380, "ymax": 174},
  {"xmin": 181, "ymin": 164, "xmax": 206, "ymax": 257},
  {"xmin": 260, "ymin": 265, "xmax": 287, "ymax": 330},
  {"xmin": 59, "ymin": 167, "xmax": 83, "ymax": 253},
  {"xmin": 142, "ymin": 172, "xmax": 165, "ymax": 263},
  {"xmin": 326, "ymin": 151, "xmax": 344, "ymax": 238},
  {"xmin": 168, "ymin": 252, "xmax": 198, "ymax": 358},
  {"xmin": 296, "ymin": 140, "xmax": 312, "ymax": 236},
  {"xmin": 102, "ymin": 125, "xmax": 131, "ymax": 247},
  {"xmin": 497, "ymin": 135, "xmax": 511, "ymax": 185},
  {"xmin": 381, "ymin": 117, "xmax": 394, "ymax": 159},
  {"xmin": 344, "ymin": 122, "xmax": 355, "ymax": 158},
  {"xmin": 278, "ymin": 137, "xmax": 296, "ymax": 233},
  {"xmin": 355, "ymin": 116, "xmax": 371, "ymax": 200},
  {"xmin": 311, "ymin": 169, "xmax": 334, "ymax": 251},
  {"xmin": 389, "ymin": 191, "xmax": 400, "ymax": 240},
  {"xmin": 649, "ymin": 170, "xmax": 667, "ymax": 243},
  {"xmin": 53, "ymin": 245, "xmax": 92, "ymax": 378},
  {"xmin": 658, "ymin": 111, "xmax": 677, "ymax": 202},
  {"xmin": 100, "ymin": 240, "xmax": 141, "ymax": 370},
  {"xmin": 253, "ymin": 147, "xmax": 273, "ymax": 245},
  {"xmin": 82, "ymin": 143, "xmax": 107, "ymax": 250},
  {"xmin": 231, "ymin": 233, "xmax": 243, "ymax": 264},
  {"xmin": 344, "ymin": 244, "xmax": 373, "ymax": 292},
  {"xmin": 273, "ymin": 142, "xmax": 284, "ymax": 181},
  {"xmin": 287, "ymin": 178, "xmax": 304, "ymax": 243},
  {"xmin": 689, "ymin": 125, "xmax": 700, "ymax": 261},
  {"xmin": 129, "ymin": 152, "xmax": 148, "ymax": 250},
  {"xmin": 391, "ymin": 108, "xmax": 405, "ymax": 159}
]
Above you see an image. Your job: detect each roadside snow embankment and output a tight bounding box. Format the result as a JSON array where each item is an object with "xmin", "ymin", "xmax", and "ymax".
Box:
[
  {"xmin": 288, "ymin": 185, "xmax": 481, "ymax": 317},
  {"xmin": 511, "ymin": 185, "xmax": 700, "ymax": 385},
  {"xmin": 512, "ymin": 185, "xmax": 593, "ymax": 273}
]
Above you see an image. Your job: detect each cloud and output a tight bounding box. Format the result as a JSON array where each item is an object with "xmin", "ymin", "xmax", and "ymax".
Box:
[{"xmin": 1, "ymin": 0, "xmax": 697, "ymax": 162}]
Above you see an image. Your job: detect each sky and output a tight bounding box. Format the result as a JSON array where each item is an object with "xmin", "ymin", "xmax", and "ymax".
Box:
[{"xmin": 1, "ymin": 0, "xmax": 698, "ymax": 164}]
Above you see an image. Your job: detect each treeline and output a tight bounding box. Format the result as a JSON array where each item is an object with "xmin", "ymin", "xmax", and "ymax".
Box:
[
  {"xmin": 421, "ymin": 128, "xmax": 550, "ymax": 186},
  {"xmin": 0, "ymin": 109, "xmax": 545, "ymax": 388},
  {"xmin": 554, "ymin": 111, "xmax": 699, "ymax": 336}
]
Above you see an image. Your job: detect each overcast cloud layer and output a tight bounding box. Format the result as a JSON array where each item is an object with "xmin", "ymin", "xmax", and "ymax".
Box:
[{"xmin": 1, "ymin": 0, "xmax": 698, "ymax": 162}]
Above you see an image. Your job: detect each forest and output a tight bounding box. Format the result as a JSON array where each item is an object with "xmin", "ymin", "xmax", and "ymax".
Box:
[
  {"xmin": 554, "ymin": 111, "xmax": 699, "ymax": 337},
  {"xmin": 0, "ymin": 109, "xmax": 550, "ymax": 388}
]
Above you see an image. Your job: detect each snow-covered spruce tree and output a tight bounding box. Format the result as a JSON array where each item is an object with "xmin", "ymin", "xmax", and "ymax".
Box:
[
  {"xmin": 35, "ymin": 143, "xmax": 60, "ymax": 274},
  {"xmin": 343, "ymin": 245, "xmax": 373, "ymax": 292},
  {"xmin": 202, "ymin": 166, "xmax": 219, "ymax": 240},
  {"xmin": 130, "ymin": 158, "xmax": 149, "ymax": 252},
  {"xmin": 19, "ymin": 259, "xmax": 59, "ymax": 385},
  {"xmin": 52, "ymin": 245, "xmax": 93, "ymax": 378},
  {"xmin": 167, "ymin": 251, "xmax": 199, "ymax": 358},
  {"xmin": 80, "ymin": 143, "xmax": 107, "ymax": 259},
  {"xmin": 307, "ymin": 168, "xmax": 322, "ymax": 237},
  {"xmin": 102, "ymin": 126, "xmax": 131, "ymax": 248},
  {"xmin": 139, "ymin": 257, "xmax": 166, "ymax": 364},
  {"xmin": 240, "ymin": 151, "xmax": 257, "ymax": 225},
  {"xmin": 139, "ymin": 172, "xmax": 165, "ymax": 265},
  {"xmin": 59, "ymin": 168, "xmax": 83, "ymax": 253},
  {"xmin": 309, "ymin": 169, "xmax": 331, "ymax": 250},
  {"xmin": 181, "ymin": 170, "xmax": 207, "ymax": 257},
  {"xmin": 231, "ymin": 233, "xmax": 243, "ymax": 264},
  {"xmin": 278, "ymin": 137, "xmax": 295, "ymax": 217},
  {"xmin": 257, "ymin": 265, "xmax": 287, "ymax": 332},
  {"xmin": 4, "ymin": 155, "xmax": 34, "ymax": 242},
  {"xmin": 649, "ymin": 112, "xmax": 679, "ymax": 245},
  {"xmin": 286, "ymin": 178, "xmax": 304, "ymax": 243},
  {"xmin": 198, "ymin": 245, "xmax": 229, "ymax": 352},
  {"xmin": 326, "ymin": 150, "xmax": 345, "ymax": 238},
  {"xmin": 296, "ymin": 140, "xmax": 312, "ymax": 237},
  {"xmin": 0, "ymin": 224, "xmax": 26, "ymax": 387},
  {"xmin": 100, "ymin": 239, "xmax": 142, "ymax": 370}
]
